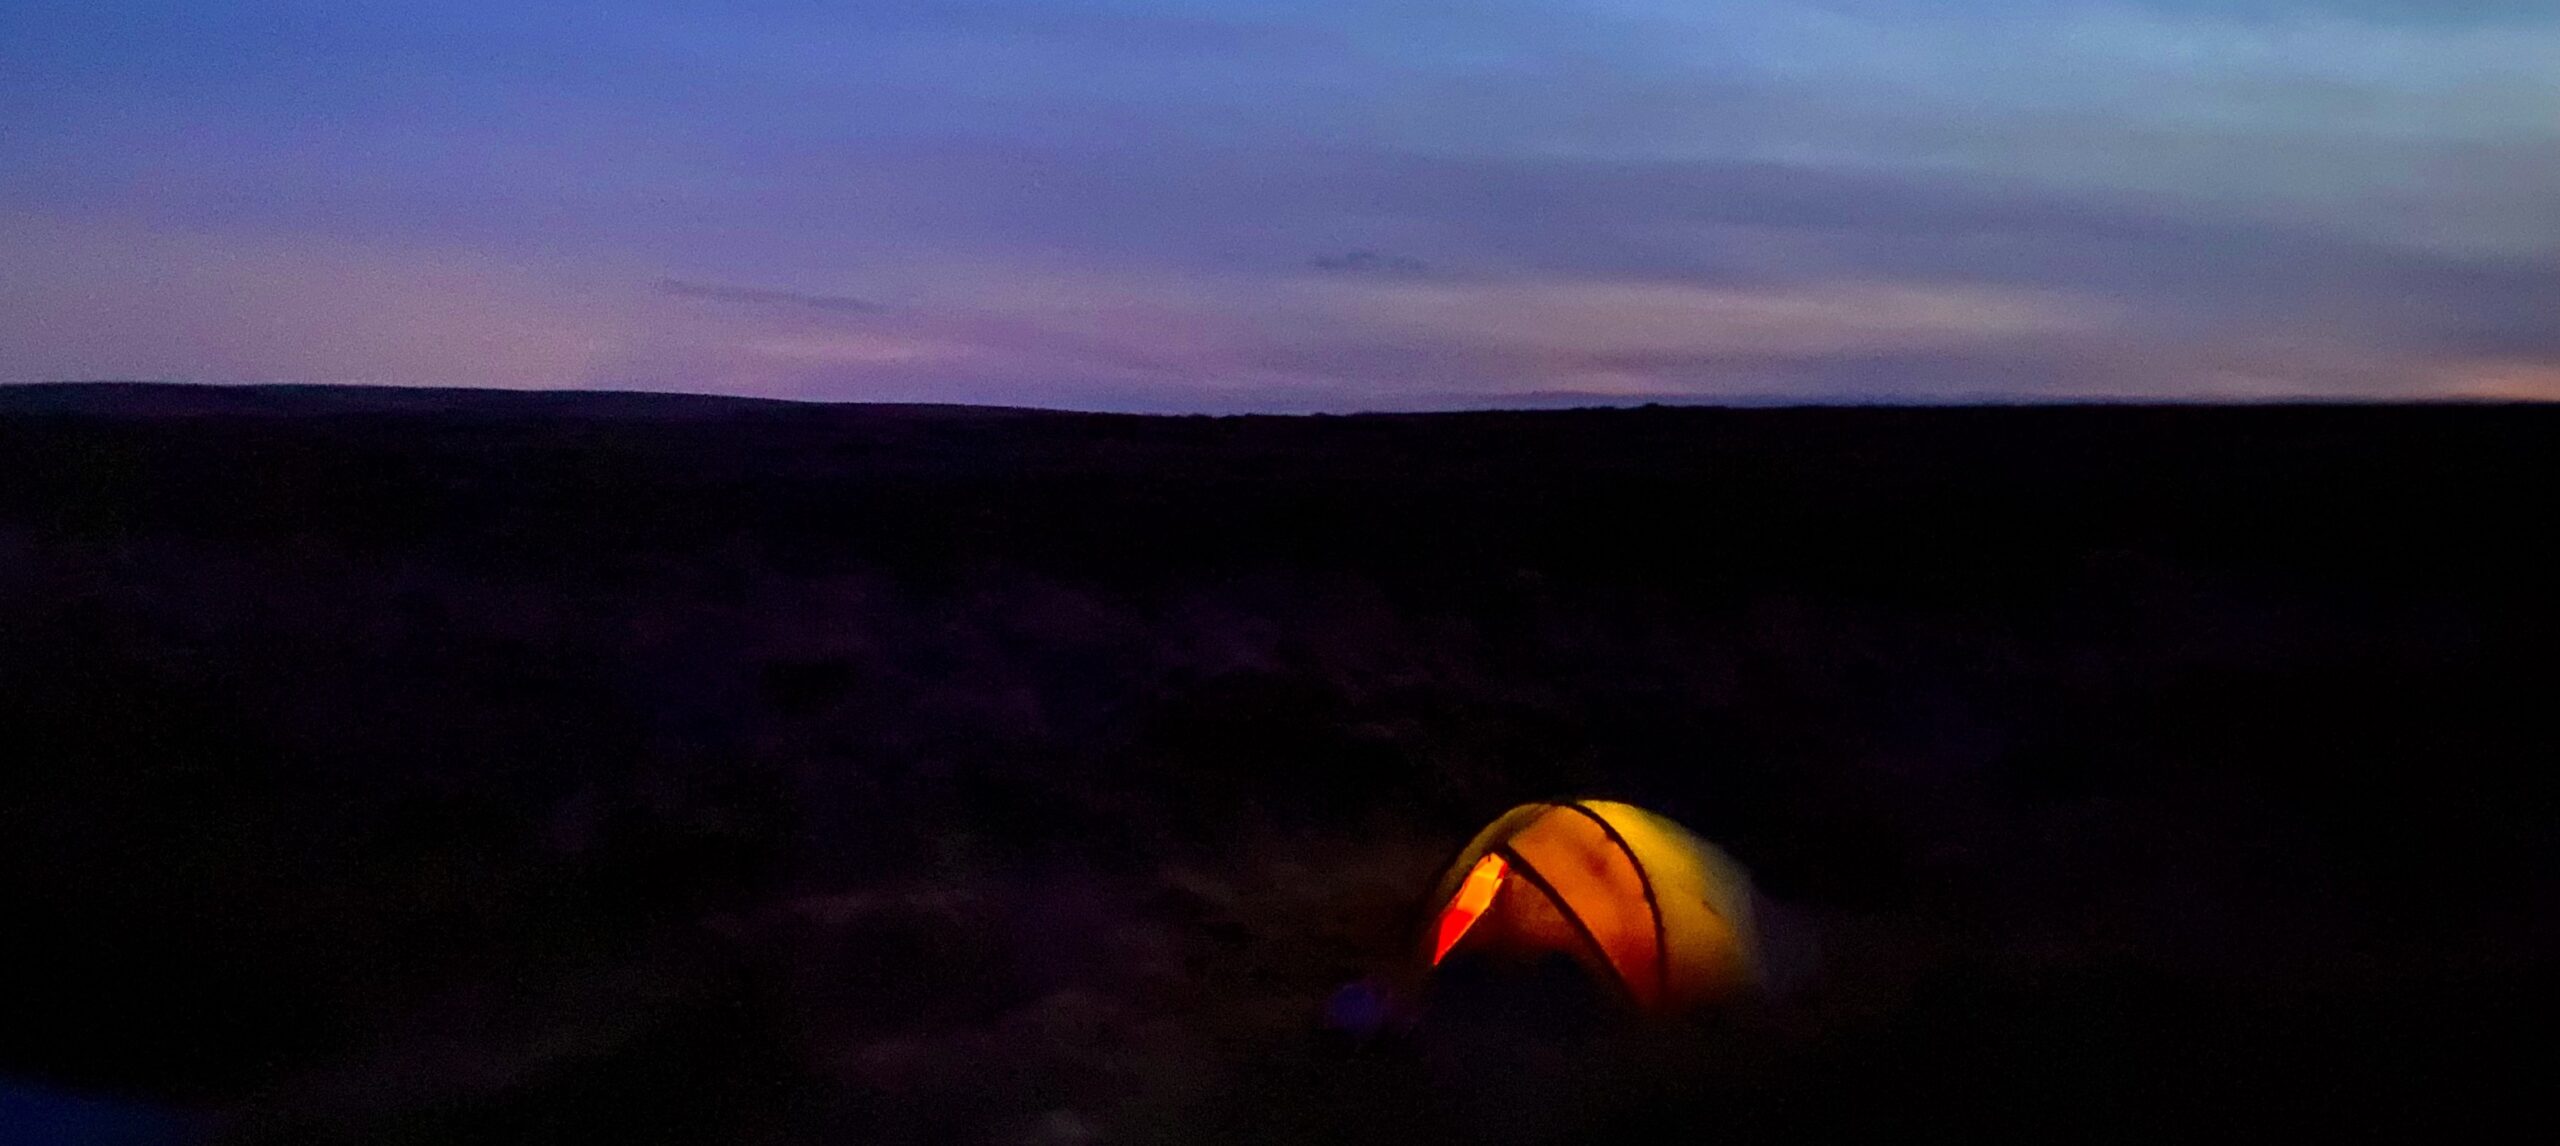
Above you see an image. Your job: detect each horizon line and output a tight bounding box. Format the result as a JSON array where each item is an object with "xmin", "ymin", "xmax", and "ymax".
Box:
[{"xmin": 4, "ymin": 378, "xmax": 2552, "ymax": 418}]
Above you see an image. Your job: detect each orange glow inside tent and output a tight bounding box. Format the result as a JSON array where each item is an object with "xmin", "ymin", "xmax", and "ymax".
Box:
[
  {"xmin": 1431, "ymin": 852, "xmax": 1508, "ymax": 964},
  {"xmin": 1414, "ymin": 800, "xmax": 1761, "ymax": 1012}
]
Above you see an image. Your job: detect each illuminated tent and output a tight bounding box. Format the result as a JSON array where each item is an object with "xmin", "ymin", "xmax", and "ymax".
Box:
[{"xmin": 1417, "ymin": 800, "xmax": 1758, "ymax": 1013}]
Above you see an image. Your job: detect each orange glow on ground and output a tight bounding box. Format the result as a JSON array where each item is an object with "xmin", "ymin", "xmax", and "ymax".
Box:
[{"xmin": 1432, "ymin": 853, "xmax": 1508, "ymax": 965}]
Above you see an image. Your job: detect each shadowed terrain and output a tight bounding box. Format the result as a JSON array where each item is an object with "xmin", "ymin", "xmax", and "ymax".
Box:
[{"xmin": 1, "ymin": 384, "xmax": 2551, "ymax": 1142}]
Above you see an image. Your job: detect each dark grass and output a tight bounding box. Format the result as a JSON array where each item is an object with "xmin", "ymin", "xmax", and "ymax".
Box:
[{"xmin": 1, "ymin": 385, "xmax": 2552, "ymax": 1142}]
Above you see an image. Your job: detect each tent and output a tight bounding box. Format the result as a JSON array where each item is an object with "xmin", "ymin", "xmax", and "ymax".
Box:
[{"xmin": 1416, "ymin": 800, "xmax": 1758, "ymax": 1013}]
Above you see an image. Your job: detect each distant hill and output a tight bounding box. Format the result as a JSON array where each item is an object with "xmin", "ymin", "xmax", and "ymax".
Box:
[{"xmin": 0, "ymin": 381, "xmax": 1062, "ymax": 420}]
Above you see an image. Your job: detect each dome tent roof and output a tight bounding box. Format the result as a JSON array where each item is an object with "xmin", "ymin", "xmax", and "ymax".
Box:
[{"xmin": 1419, "ymin": 800, "xmax": 1758, "ymax": 1012}]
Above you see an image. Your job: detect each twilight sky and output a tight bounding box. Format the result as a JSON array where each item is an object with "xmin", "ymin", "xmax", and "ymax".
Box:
[{"xmin": 4, "ymin": 1, "xmax": 2554, "ymax": 411}]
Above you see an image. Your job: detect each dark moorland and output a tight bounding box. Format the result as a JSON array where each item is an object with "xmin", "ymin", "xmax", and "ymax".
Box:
[{"xmin": 2, "ymin": 383, "xmax": 2552, "ymax": 1143}]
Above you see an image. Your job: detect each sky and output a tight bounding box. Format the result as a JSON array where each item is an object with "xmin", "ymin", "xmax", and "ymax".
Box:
[{"xmin": 3, "ymin": 1, "xmax": 2554, "ymax": 411}]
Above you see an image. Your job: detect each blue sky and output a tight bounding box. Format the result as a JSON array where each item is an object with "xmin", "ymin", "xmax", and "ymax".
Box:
[{"xmin": 3, "ymin": 1, "xmax": 2553, "ymax": 409}]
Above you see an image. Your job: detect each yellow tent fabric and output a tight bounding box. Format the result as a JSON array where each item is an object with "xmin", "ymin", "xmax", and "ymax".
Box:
[{"xmin": 1418, "ymin": 800, "xmax": 1758, "ymax": 1012}]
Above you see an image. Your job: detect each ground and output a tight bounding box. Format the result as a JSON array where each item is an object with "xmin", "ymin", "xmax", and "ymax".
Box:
[{"xmin": 0, "ymin": 386, "xmax": 2550, "ymax": 1142}]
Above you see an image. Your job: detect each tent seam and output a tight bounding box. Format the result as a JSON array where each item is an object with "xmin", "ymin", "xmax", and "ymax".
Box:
[
  {"xmin": 1492, "ymin": 842, "xmax": 1641, "ymax": 1009},
  {"xmin": 1559, "ymin": 800, "xmax": 1672, "ymax": 1007}
]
